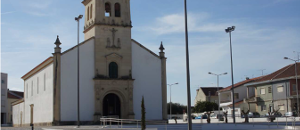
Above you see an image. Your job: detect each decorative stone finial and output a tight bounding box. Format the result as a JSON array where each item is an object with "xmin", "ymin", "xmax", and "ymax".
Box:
[
  {"xmin": 159, "ymin": 41, "xmax": 165, "ymax": 52},
  {"xmin": 54, "ymin": 35, "xmax": 61, "ymax": 53},
  {"xmin": 54, "ymin": 35, "xmax": 61, "ymax": 47}
]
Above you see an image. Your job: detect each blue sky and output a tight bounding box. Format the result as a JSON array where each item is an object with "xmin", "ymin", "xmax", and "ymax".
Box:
[{"xmin": 1, "ymin": 0, "xmax": 300, "ymax": 105}]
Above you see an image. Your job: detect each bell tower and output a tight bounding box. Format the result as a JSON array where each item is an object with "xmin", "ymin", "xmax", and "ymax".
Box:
[{"xmin": 82, "ymin": 0, "xmax": 134, "ymax": 120}]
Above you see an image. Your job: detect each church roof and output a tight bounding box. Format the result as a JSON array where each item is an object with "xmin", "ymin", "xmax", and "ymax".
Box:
[
  {"xmin": 131, "ymin": 39, "xmax": 160, "ymax": 59},
  {"xmin": 21, "ymin": 57, "xmax": 53, "ymax": 80}
]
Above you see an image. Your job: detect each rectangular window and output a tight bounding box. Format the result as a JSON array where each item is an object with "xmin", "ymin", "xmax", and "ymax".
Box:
[
  {"xmin": 26, "ymin": 84, "xmax": 28, "ymax": 98},
  {"xmin": 260, "ymin": 88, "xmax": 266, "ymax": 95},
  {"xmin": 234, "ymin": 93, "xmax": 239, "ymax": 99},
  {"xmin": 31, "ymin": 81, "xmax": 33, "ymax": 96},
  {"xmin": 261, "ymin": 105, "xmax": 266, "ymax": 111},
  {"xmin": 277, "ymin": 85, "xmax": 283, "ymax": 92},
  {"xmin": 292, "ymin": 84, "xmax": 296, "ymax": 92},
  {"xmin": 278, "ymin": 105, "xmax": 285, "ymax": 111},
  {"xmin": 268, "ymin": 86, "xmax": 272, "ymax": 93},
  {"xmin": 44, "ymin": 73, "xmax": 46, "ymax": 91},
  {"xmin": 37, "ymin": 77, "xmax": 39, "ymax": 94}
]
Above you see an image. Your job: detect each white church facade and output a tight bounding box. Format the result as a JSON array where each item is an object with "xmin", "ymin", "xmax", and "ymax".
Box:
[{"xmin": 12, "ymin": 0, "xmax": 167, "ymax": 126}]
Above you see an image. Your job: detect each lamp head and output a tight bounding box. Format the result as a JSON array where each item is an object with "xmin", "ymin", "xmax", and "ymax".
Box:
[
  {"xmin": 175, "ymin": 83, "xmax": 179, "ymax": 85},
  {"xmin": 284, "ymin": 57, "xmax": 289, "ymax": 60},
  {"xmin": 232, "ymin": 26, "xmax": 235, "ymax": 31},
  {"xmin": 208, "ymin": 72, "xmax": 212, "ymax": 74},
  {"xmin": 224, "ymin": 72, "xmax": 228, "ymax": 75}
]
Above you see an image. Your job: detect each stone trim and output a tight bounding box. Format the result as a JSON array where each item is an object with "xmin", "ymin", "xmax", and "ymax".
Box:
[
  {"xmin": 61, "ymin": 36, "xmax": 95, "ymax": 55},
  {"xmin": 131, "ymin": 39, "xmax": 160, "ymax": 59},
  {"xmin": 81, "ymin": 0, "xmax": 92, "ymax": 6},
  {"xmin": 21, "ymin": 57, "xmax": 53, "ymax": 80},
  {"xmin": 12, "ymin": 98, "xmax": 24, "ymax": 106},
  {"xmin": 83, "ymin": 23, "xmax": 132, "ymax": 33}
]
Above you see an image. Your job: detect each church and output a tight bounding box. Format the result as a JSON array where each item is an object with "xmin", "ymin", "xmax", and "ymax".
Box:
[{"xmin": 12, "ymin": 0, "xmax": 167, "ymax": 126}]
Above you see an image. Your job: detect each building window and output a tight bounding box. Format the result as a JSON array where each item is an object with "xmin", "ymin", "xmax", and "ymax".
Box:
[
  {"xmin": 260, "ymin": 88, "xmax": 265, "ymax": 95},
  {"xmin": 261, "ymin": 105, "xmax": 266, "ymax": 111},
  {"xmin": 277, "ymin": 85, "xmax": 283, "ymax": 92},
  {"xmin": 37, "ymin": 77, "xmax": 39, "ymax": 94},
  {"xmin": 109, "ymin": 62, "xmax": 118, "ymax": 78},
  {"xmin": 105, "ymin": 2, "xmax": 111, "ymax": 17},
  {"xmin": 234, "ymin": 93, "xmax": 239, "ymax": 99},
  {"xmin": 115, "ymin": 3, "xmax": 121, "ymax": 17},
  {"xmin": 90, "ymin": 4, "xmax": 93, "ymax": 19},
  {"xmin": 1, "ymin": 80, "xmax": 4, "ymax": 84},
  {"xmin": 292, "ymin": 84, "xmax": 296, "ymax": 92},
  {"xmin": 268, "ymin": 86, "xmax": 272, "ymax": 93},
  {"xmin": 44, "ymin": 73, "xmax": 46, "ymax": 91},
  {"xmin": 26, "ymin": 84, "xmax": 28, "ymax": 98},
  {"xmin": 278, "ymin": 105, "xmax": 285, "ymax": 111},
  {"xmin": 87, "ymin": 6, "xmax": 90, "ymax": 20},
  {"xmin": 31, "ymin": 81, "xmax": 33, "ymax": 96}
]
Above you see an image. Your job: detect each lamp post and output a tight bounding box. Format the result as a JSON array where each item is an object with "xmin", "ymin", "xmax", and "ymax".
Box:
[
  {"xmin": 225, "ymin": 26, "xmax": 236, "ymax": 123},
  {"xmin": 284, "ymin": 57, "xmax": 299, "ymax": 116},
  {"xmin": 184, "ymin": 0, "xmax": 192, "ymax": 129},
  {"xmin": 208, "ymin": 72, "xmax": 227, "ymax": 116},
  {"xmin": 75, "ymin": 14, "xmax": 83, "ymax": 127},
  {"xmin": 168, "ymin": 83, "xmax": 179, "ymax": 119}
]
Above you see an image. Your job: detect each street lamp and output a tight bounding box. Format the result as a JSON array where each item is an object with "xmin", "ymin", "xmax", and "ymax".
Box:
[
  {"xmin": 208, "ymin": 72, "xmax": 227, "ymax": 117},
  {"xmin": 75, "ymin": 14, "xmax": 83, "ymax": 127},
  {"xmin": 284, "ymin": 57, "xmax": 299, "ymax": 116},
  {"xmin": 225, "ymin": 26, "xmax": 236, "ymax": 123},
  {"xmin": 168, "ymin": 83, "xmax": 179, "ymax": 119}
]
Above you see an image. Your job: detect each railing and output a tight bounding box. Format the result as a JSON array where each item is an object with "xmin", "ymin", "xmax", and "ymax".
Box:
[{"xmin": 99, "ymin": 117, "xmax": 168, "ymax": 129}]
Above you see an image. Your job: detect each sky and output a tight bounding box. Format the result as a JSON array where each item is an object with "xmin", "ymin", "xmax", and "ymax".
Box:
[{"xmin": 1, "ymin": 0, "xmax": 300, "ymax": 106}]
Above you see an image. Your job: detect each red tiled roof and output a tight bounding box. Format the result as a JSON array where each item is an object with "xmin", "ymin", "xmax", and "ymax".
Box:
[
  {"xmin": 255, "ymin": 62, "xmax": 300, "ymax": 82},
  {"xmin": 219, "ymin": 76, "xmax": 263, "ymax": 92},
  {"xmin": 228, "ymin": 100, "xmax": 244, "ymax": 107},
  {"xmin": 200, "ymin": 87, "xmax": 223, "ymax": 96},
  {"xmin": 7, "ymin": 90, "xmax": 23, "ymax": 99}
]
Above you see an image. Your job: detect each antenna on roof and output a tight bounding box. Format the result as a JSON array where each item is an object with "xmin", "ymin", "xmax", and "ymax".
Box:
[{"xmin": 258, "ymin": 69, "xmax": 266, "ymax": 76}]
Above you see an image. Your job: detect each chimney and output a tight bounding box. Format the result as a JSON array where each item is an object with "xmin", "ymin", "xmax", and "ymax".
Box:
[{"xmin": 246, "ymin": 77, "xmax": 250, "ymax": 80}]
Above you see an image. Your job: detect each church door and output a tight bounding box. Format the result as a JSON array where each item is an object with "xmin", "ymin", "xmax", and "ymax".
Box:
[{"xmin": 103, "ymin": 93, "xmax": 121, "ymax": 118}]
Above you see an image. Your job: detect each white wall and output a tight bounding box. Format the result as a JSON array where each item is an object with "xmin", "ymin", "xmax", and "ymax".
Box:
[
  {"xmin": 60, "ymin": 39, "xmax": 95, "ymax": 121},
  {"xmin": 24, "ymin": 63, "xmax": 54, "ymax": 124},
  {"xmin": 12, "ymin": 102, "xmax": 24, "ymax": 126},
  {"xmin": 132, "ymin": 41, "xmax": 162, "ymax": 120}
]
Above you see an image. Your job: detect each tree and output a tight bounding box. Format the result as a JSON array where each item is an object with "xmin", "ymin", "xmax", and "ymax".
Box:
[
  {"xmin": 194, "ymin": 101, "xmax": 218, "ymax": 113},
  {"xmin": 167, "ymin": 103, "xmax": 187, "ymax": 114},
  {"xmin": 141, "ymin": 96, "xmax": 146, "ymax": 130},
  {"xmin": 267, "ymin": 107, "xmax": 280, "ymax": 122},
  {"xmin": 223, "ymin": 111, "xmax": 228, "ymax": 123},
  {"xmin": 241, "ymin": 103, "xmax": 250, "ymax": 123}
]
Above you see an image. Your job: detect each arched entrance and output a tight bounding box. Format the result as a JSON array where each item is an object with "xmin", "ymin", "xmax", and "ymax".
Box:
[{"xmin": 103, "ymin": 93, "xmax": 121, "ymax": 118}]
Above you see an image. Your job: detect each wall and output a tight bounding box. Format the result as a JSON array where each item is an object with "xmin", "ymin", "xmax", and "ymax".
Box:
[
  {"xmin": 1, "ymin": 73, "xmax": 8, "ymax": 114},
  {"xmin": 272, "ymin": 81, "xmax": 288, "ymax": 101},
  {"xmin": 194, "ymin": 90, "xmax": 206, "ymax": 105},
  {"xmin": 24, "ymin": 63, "xmax": 54, "ymax": 124},
  {"xmin": 7, "ymin": 98, "xmax": 19, "ymax": 124},
  {"xmin": 132, "ymin": 41, "xmax": 162, "ymax": 120},
  {"xmin": 60, "ymin": 38, "xmax": 95, "ymax": 121},
  {"xmin": 12, "ymin": 102, "xmax": 24, "ymax": 126}
]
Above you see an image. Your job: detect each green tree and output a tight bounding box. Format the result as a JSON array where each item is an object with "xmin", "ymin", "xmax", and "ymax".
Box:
[
  {"xmin": 167, "ymin": 103, "xmax": 187, "ymax": 114},
  {"xmin": 194, "ymin": 101, "xmax": 218, "ymax": 113},
  {"xmin": 141, "ymin": 96, "xmax": 146, "ymax": 130}
]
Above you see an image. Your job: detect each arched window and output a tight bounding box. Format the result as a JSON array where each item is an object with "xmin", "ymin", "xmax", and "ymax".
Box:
[
  {"xmin": 105, "ymin": 3, "xmax": 111, "ymax": 17},
  {"xmin": 87, "ymin": 6, "xmax": 90, "ymax": 20},
  {"xmin": 90, "ymin": 4, "xmax": 93, "ymax": 19},
  {"xmin": 115, "ymin": 3, "xmax": 121, "ymax": 17},
  {"xmin": 109, "ymin": 62, "xmax": 118, "ymax": 78}
]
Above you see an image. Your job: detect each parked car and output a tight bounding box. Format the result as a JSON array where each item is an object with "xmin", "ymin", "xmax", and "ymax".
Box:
[
  {"xmin": 211, "ymin": 114, "xmax": 224, "ymax": 121},
  {"xmin": 241, "ymin": 112, "xmax": 260, "ymax": 118},
  {"xmin": 195, "ymin": 114, "xmax": 208, "ymax": 119},
  {"xmin": 284, "ymin": 112, "xmax": 297, "ymax": 117}
]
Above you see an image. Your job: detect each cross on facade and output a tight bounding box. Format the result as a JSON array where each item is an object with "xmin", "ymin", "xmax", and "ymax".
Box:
[{"xmin": 110, "ymin": 28, "xmax": 118, "ymax": 46}]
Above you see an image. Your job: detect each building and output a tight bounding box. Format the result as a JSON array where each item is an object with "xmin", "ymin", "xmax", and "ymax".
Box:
[
  {"xmin": 218, "ymin": 77, "xmax": 262, "ymax": 117},
  {"xmin": 194, "ymin": 87, "xmax": 223, "ymax": 106},
  {"xmin": 245, "ymin": 62, "xmax": 300, "ymax": 116},
  {"xmin": 1, "ymin": 73, "xmax": 8, "ymax": 124},
  {"xmin": 7, "ymin": 90, "xmax": 23, "ymax": 124},
  {"xmin": 12, "ymin": 0, "xmax": 167, "ymax": 127}
]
